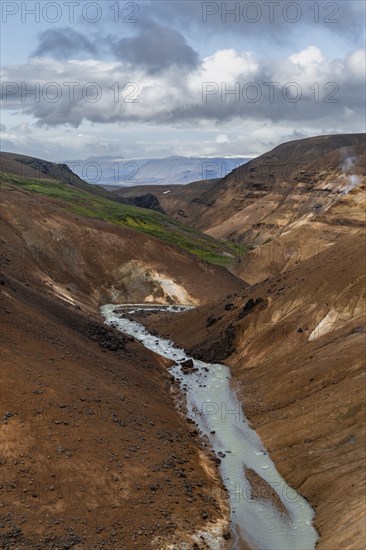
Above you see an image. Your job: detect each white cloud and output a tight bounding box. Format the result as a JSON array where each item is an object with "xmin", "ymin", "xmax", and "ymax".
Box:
[
  {"xmin": 289, "ymin": 45, "xmax": 325, "ymax": 66},
  {"xmin": 2, "ymin": 46, "xmax": 364, "ymax": 129},
  {"xmin": 346, "ymin": 49, "xmax": 366, "ymax": 80},
  {"xmin": 1, "ymin": 44, "xmax": 364, "ymax": 160}
]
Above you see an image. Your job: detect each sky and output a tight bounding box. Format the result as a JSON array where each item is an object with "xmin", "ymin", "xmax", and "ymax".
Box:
[{"xmin": 1, "ymin": 0, "xmax": 365, "ymax": 160}]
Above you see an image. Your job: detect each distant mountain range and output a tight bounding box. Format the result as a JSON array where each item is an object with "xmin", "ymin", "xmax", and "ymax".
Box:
[{"xmin": 64, "ymin": 155, "xmax": 250, "ymax": 186}]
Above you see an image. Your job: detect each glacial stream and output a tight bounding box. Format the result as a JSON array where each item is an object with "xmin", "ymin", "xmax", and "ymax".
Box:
[{"xmin": 101, "ymin": 304, "xmax": 318, "ymax": 550}]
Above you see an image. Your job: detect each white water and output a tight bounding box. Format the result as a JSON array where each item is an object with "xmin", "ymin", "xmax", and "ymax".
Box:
[{"xmin": 101, "ymin": 304, "xmax": 318, "ymax": 550}]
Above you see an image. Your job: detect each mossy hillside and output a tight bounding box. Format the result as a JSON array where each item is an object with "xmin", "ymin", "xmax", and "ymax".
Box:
[{"xmin": 1, "ymin": 174, "xmax": 246, "ymax": 267}]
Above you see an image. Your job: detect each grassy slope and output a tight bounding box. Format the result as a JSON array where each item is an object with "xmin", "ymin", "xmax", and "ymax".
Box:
[{"xmin": 1, "ymin": 173, "xmax": 245, "ymax": 267}]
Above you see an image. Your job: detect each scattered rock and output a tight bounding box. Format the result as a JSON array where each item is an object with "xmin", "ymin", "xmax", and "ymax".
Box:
[
  {"xmin": 237, "ymin": 297, "xmax": 264, "ymax": 320},
  {"xmin": 206, "ymin": 316, "xmax": 217, "ymax": 327}
]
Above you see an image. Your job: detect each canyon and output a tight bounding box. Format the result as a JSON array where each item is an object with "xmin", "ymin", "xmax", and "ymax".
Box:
[{"xmin": 1, "ymin": 134, "xmax": 365, "ymax": 549}]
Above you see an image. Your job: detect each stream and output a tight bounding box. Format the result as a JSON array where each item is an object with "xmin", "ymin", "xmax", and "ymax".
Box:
[{"xmin": 101, "ymin": 304, "xmax": 318, "ymax": 550}]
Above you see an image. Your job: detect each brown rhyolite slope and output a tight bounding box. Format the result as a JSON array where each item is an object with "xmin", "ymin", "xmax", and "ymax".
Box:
[
  {"xmin": 196, "ymin": 134, "xmax": 365, "ymax": 237},
  {"xmin": 138, "ymin": 230, "xmax": 366, "ymax": 550},
  {"xmin": 228, "ymin": 135, "xmax": 365, "ymax": 283},
  {"xmin": 0, "ymin": 188, "xmax": 243, "ymax": 310}
]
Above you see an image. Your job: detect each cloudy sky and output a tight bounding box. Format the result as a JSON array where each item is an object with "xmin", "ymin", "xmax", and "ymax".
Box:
[{"xmin": 1, "ymin": 0, "xmax": 365, "ymax": 160}]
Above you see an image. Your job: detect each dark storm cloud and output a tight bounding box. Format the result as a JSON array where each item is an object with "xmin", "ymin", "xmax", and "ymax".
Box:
[
  {"xmin": 34, "ymin": 28, "xmax": 97, "ymax": 59},
  {"xmin": 144, "ymin": 0, "xmax": 365, "ymax": 45},
  {"xmin": 112, "ymin": 20, "xmax": 199, "ymax": 73}
]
